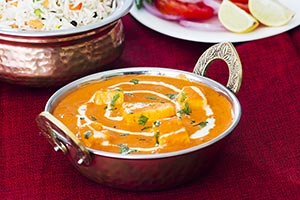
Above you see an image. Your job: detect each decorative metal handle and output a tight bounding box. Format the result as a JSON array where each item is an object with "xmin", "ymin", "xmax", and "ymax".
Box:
[
  {"xmin": 193, "ymin": 42, "xmax": 242, "ymax": 94},
  {"xmin": 36, "ymin": 111, "xmax": 91, "ymax": 165}
]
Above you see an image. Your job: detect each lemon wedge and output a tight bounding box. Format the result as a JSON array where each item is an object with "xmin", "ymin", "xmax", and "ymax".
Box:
[
  {"xmin": 249, "ymin": 0, "xmax": 295, "ymax": 27},
  {"xmin": 218, "ymin": 0, "xmax": 259, "ymax": 33}
]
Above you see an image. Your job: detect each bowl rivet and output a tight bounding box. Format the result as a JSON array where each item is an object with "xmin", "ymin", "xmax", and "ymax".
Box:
[
  {"xmin": 77, "ymin": 158, "xmax": 84, "ymax": 165},
  {"xmin": 53, "ymin": 146, "xmax": 60, "ymax": 152}
]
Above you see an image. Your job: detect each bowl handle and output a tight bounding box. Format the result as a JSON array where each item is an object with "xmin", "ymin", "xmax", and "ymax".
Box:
[
  {"xmin": 193, "ymin": 42, "xmax": 242, "ymax": 94},
  {"xmin": 36, "ymin": 111, "xmax": 92, "ymax": 166}
]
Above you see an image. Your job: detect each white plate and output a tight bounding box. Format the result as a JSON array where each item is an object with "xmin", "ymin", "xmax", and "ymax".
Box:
[{"xmin": 130, "ymin": 0, "xmax": 300, "ymax": 43}]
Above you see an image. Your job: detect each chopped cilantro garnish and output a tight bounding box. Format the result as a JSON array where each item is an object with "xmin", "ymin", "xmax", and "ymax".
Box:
[
  {"xmin": 125, "ymin": 93, "xmax": 134, "ymax": 97},
  {"xmin": 180, "ymin": 92, "xmax": 187, "ymax": 102},
  {"xmin": 141, "ymin": 126, "xmax": 151, "ymax": 131},
  {"xmin": 144, "ymin": 96, "xmax": 159, "ymax": 100},
  {"xmin": 117, "ymin": 144, "xmax": 138, "ymax": 155},
  {"xmin": 84, "ymin": 130, "xmax": 92, "ymax": 139},
  {"xmin": 110, "ymin": 93, "xmax": 120, "ymax": 107},
  {"xmin": 165, "ymin": 93, "xmax": 177, "ymax": 100},
  {"xmin": 138, "ymin": 115, "xmax": 148, "ymax": 125},
  {"xmin": 178, "ymin": 102, "xmax": 192, "ymax": 115},
  {"xmin": 130, "ymin": 79, "xmax": 139, "ymax": 84},
  {"xmin": 136, "ymin": 0, "xmax": 153, "ymax": 9},
  {"xmin": 154, "ymin": 131, "xmax": 160, "ymax": 145},
  {"xmin": 194, "ymin": 121, "xmax": 208, "ymax": 128}
]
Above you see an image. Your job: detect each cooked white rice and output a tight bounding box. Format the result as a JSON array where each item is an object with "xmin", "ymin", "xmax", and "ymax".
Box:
[{"xmin": 0, "ymin": 0, "xmax": 117, "ymax": 31}]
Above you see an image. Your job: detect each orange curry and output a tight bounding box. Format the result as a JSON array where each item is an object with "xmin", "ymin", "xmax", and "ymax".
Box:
[{"xmin": 53, "ymin": 74, "xmax": 233, "ymax": 154}]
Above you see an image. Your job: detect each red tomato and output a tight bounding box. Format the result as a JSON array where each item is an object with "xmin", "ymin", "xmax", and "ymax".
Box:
[
  {"xmin": 154, "ymin": 0, "xmax": 214, "ymax": 19},
  {"xmin": 230, "ymin": 0, "xmax": 248, "ymax": 3}
]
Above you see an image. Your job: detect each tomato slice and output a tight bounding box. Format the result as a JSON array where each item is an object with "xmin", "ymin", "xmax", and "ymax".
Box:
[
  {"xmin": 230, "ymin": 0, "xmax": 248, "ymax": 3},
  {"xmin": 154, "ymin": 0, "xmax": 214, "ymax": 19}
]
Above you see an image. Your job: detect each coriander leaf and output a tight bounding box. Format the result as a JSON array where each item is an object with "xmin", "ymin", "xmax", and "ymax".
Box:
[
  {"xmin": 194, "ymin": 121, "xmax": 208, "ymax": 128},
  {"xmin": 144, "ymin": 96, "xmax": 159, "ymax": 100},
  {"xmin": 138, "ymin": 115, "xmax": 148, "ymax": 125},
  {"xmin": 130, "ymin": 79, "xmax": 139, "ymax": 84},
  {"xmin": 117, "ymin": 144, "xmax": 138, "ymax": 155},
  {"xmin": 180, "ymin": 92, "xmax": 187, "ymax": 102},
  {"xmin": 125, "ymin": 93, "xmax": 134, "ymax": 97},
  {"xmin": 165, "ymin": 93, "xmax": 177, "ymax": 100},
  {"xmin": 110, "ymin": 93, "xmax": 120, "ymax": 107},
  {"xmin": 178, "ymin": 102, "xmax": 192, "ymax": 115},
  {"xmin": 141, "ymin": 126, "xmax": 151, "ymax": 131},
  {"xmin": 84, "ymin": 130, "xmax": 92, "ymax": 139},
  {"xmin": 135, "ymin": 0, "xmax": 143, "ymax": 9},
  {"xmin": 154, "ymin": 131, "xmax": 160, "ymax": 145},
  {"xmin": 135, "ymin": 0, "xmax": 153, "ymax": 9}
]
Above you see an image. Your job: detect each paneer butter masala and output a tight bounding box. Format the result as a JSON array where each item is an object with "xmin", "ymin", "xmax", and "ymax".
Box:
[{"xmin": 53, "ymin": 75, "xmax": 233, "ymax": 154}]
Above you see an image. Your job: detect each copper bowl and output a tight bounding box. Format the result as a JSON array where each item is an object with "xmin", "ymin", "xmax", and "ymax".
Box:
[
  {"xmin": 36, "ymin": 42, "xmax": 242, "ymax": 191},
  {"xmin": 0, "ymin": 0, "xmax": 133, "ymax": 87}
]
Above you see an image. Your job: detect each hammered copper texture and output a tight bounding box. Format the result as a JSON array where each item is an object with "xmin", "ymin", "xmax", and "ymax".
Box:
[
  {"xmin": 36, "ymin": 107, "xmax": 226, "ymax": 191},
  {"xmin": 0, "ymin": 20, "xmax": 124, "ymax": 87},
  {"xmin": 37, "ymin": 110, "xmax": 220, "ymax": 191},
  {"xmin": 73, "ymin": 140, "xmax": 225, "ymax": 191}
]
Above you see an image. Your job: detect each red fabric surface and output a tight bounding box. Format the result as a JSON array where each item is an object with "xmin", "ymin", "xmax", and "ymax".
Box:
[{"xmin": 1, "ymin": 15, "xmax": 300, "ymax": 199}]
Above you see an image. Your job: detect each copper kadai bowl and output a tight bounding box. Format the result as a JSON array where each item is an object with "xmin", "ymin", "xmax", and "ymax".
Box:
[
  {"xmin": 36, "ymin": 42, "xmax": 243, "ymax": 191},
  {"xmin": 0, "ymin": 0, "xmax": 133, "ymax": 87}
]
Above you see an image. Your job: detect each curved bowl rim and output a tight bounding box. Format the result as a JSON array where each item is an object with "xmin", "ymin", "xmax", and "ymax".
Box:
[
  {"xmin": 44, "ymin": 67, "xmax": 242, "ymax": 160},
  {"xmin": 0, "ymin": 0, "xmax": 133, "ymax": 37}
]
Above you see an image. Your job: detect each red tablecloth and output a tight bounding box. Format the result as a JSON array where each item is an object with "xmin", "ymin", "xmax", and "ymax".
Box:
[{"xmin": 1, "ymin": 15, "xmax": 300, "ymax": 199}]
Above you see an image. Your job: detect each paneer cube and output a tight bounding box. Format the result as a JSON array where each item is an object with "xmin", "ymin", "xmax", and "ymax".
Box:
[
  {"xmin": 92, "ymin": 89, "xmax": 124, "ymax": 106},
  {"xmin": 122, "ymin": 102, "xmax": 176, "ymax": 125},
  {"xmin": 176, "ymin": 86, "xmax": 207, "ymax": 113},
  {"xmin": 152, "ymin": 117, "xmax": 190, "ymax": 147}
]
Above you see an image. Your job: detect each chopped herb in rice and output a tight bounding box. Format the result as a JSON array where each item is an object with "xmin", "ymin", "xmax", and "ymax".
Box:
[{"xmin": 0, "ymin": 0, "xmax": 117, "ymax": 31}]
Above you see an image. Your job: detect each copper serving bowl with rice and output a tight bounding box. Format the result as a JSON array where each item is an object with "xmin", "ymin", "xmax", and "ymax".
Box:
[{"xmin": 0, "ymin": 0, "xmax": 133, "ymax": 87}]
